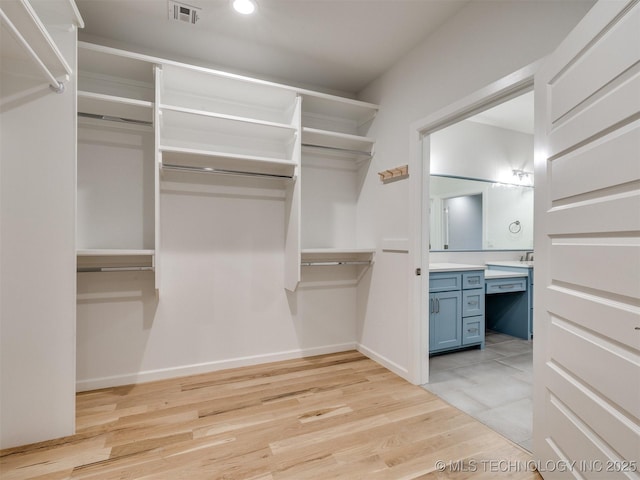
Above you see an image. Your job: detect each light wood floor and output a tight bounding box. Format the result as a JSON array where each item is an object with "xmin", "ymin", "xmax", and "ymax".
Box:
[{"xmin": 1, "ymin": 351, "xmax": 541, "ymax": 479}]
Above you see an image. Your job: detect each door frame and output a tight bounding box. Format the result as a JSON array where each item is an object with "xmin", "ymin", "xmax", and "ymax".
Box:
[{"xmin": 408, "ymin": 60, "xmax": 541, "ymax": 385}]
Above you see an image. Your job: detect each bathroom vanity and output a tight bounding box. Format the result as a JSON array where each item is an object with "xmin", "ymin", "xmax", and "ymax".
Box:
[
  {"xmin": 429, "ymin": 264, "xmax": 486, "ymax": 354},
  {"xmin": 486, "ymin": 261, "xmax": 534, "ymax": 340},
  {"xmin": 428, "ymin": 261, "xmax": 534, "ymax": 357}
]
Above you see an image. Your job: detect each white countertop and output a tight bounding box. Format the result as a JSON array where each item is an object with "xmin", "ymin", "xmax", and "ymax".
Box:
[
  {"xmin": 486, "ymin": 261, "xmax": 534, "ymax": 269},
  {"xmin": 429, "ymin": 263, "xmax": 486, "ymax": 273},
  {"xmin": 484, "ymin": 269, "xmax": 529, "ymax": 279}
]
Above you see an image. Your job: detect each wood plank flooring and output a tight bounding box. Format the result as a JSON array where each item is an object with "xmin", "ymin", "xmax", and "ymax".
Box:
[{"xmin": 0, "ymin": 351, "xmax": 541, "ymax": 479}]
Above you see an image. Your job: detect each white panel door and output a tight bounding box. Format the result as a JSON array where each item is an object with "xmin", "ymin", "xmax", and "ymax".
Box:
[{"xmin": 533, "ymin": 0, "xmax": 640, "ymax": 478}]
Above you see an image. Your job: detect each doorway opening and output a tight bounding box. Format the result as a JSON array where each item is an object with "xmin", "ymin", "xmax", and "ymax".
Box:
[{"xmin": 410, "ymin": 63, "xmax": 538, "ymax": 452}]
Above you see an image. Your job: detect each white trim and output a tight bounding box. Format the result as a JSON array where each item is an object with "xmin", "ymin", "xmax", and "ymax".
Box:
[
  {"xmin": 357, "ymin": 343, "xmax": 410, "ymax": 380},
  {"xmin": 75, "ymin": 342, "xmax": 356, "ymax": 392},
  {"xmin": 408, "ymin": 61, "xmax": 541, "ymax": 385}
]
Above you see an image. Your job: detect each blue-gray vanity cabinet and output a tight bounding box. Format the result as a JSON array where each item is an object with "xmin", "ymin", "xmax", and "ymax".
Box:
[
  {"xmin": 429, "ymin": 290, "xmax": 462, "ymax": 352},
  {"xmin": 429, "ymin": 270, "xmax": 485, "ymax": 354}
]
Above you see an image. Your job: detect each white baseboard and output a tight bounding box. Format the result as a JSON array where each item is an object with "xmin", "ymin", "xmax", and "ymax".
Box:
[
  {"xmin": 76, "ymin": 342, "xmax": 357, "ymax": 392},
  {"xmin": 356, "ymin": 343, "xmax": 410, "ymax": 382}
]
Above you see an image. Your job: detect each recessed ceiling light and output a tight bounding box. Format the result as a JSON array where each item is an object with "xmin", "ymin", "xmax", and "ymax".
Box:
[{"xmin": 232, "ymin": 0, "xmax": 256, "ymax": 15}]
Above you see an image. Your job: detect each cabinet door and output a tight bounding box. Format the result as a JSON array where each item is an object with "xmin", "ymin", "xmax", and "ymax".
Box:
[{"xmin": 429, "ymin": 291, "xmax": 462, "ymax": 352}]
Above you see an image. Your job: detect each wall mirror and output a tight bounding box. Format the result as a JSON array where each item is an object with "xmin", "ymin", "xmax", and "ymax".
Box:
[{"xmin": 429, "ymin": 175, "xmax": 533, "ymax": 251}]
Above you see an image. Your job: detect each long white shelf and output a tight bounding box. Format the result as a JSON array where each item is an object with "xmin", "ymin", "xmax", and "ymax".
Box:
[
  {"xmin": 160, "ymin": 105, "xmax": 297, "ymax": 140},
  {"xmin": 161, "ymin": 63, "xmax": 297, "ymax": 120},
  {"xmin": 302, "ymin": 127, "xmax": 374, "ymax": 156},
  {"xmin": 78, "ymin": 91, "xmax": 153, "ymax": 123},
  {"xmin": 160, "ymin": 145, "xmax": 296, "ymax": 178},
  {"xmin": 301, "ymin": 94, "xmax": 378, "ymax": 127},
  {"xmin": 77, "ymin": 249, "xmax": 155, "ymax": 272},
  {"xmin": 77, "ymin": 249, "xmax": 154, "ymax": 256},
  {"xmin": 301, "ymin": 248, "xmax": 375, "ymax": 265},
  {"xmin": 0, "ymin": 0, "xmax": 73, "ymax": 82}
]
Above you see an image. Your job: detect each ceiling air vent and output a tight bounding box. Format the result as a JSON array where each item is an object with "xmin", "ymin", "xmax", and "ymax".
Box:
[{"xmin": 168, "ymin": 1, "xmax": 201, "ymax": 25}]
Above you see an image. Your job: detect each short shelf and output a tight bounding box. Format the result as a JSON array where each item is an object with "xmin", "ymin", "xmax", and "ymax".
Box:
[
  {"xmin": 160, "ymin": 106, "xmax": 297, "ymax": 163},
  {"xmin": 161, "ymin": 63, "xmax": 297, "ymax": 124},
  {"xmin": 77, "ymin": 249, "xmax": 155, "ymax": 272},
  {"xmin": 78, "ymin": 91, "xmax": 154, "ymax": 124},
  {"xmin": 301, "ymin": 93, "xmax": 378, "ymax": 127},
  {"xmin": 301, "ymin": 248, "xmax": 375, "ymax": 266},
  {"xmin": 302, "ymin": 127, "xmax": 374, "ymax": 158},
  {"xmin": 160, "ymin": 145, "xmax": 296, "ymax": 178}
]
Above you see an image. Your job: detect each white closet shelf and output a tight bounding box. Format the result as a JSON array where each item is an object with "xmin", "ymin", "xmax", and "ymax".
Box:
[
  {"xmin": 77, "ymin": 250, "xmax": 155, "ymax": 273},
  {"xmin": 78, "ymin": 42, "xmax": 155, "ymax": 85},
  {"xmin": 77, "ymin": 249, "xmax": 155, "ymax": 256},
  {"xmin": 28, "ymin": 0, "xmax": 84, "ymax": 30},
  {"xmin": 160, "ymin": 146, "xmax": 296, "ymax": 178},
  {"xmin": 301, "ymin": 94, "xmax": 378, "ymax": 127},
  {"xmin": 162, "ymin": 63, "xmax": 296, "ymax": 113},
  {"xmin": 302, "ymin": 128, "xmax": 374, "ymax": 156},
  {"xmin": 301, "ymin": 248, "xmax": 375, "ymax": 265},
  {"xmin": 160, "ymin": 105, "xmax": 297, "ymax": 140},
  {"xmin": 78, "ymin": 91, "xmax": 153, "ymax": 123},
  {"xmin": 0, "ymin": 0, "xmax": 73, "ymax": 80}
]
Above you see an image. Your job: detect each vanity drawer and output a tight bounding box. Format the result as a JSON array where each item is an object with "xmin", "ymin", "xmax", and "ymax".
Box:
[
  {"xmin": 462, "ymin": 315, "xmax": 484, "ymax": 345},
  {"xmin": 486, "ymin": 278, "xmax": 527, "ymax": 294},
  {"xmin": 429, "ymin": 272, "xmax": 462, "ymax": 292},
  {"xmin": 462, "ymin": 271, "xmax": 484, "ymax": 290},
  {"xmin": 462, "ymin": 289, "xmax": 484, "ymax": 317}
]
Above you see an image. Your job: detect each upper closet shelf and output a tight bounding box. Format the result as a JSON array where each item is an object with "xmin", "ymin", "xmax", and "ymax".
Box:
[
  {"xmin": 78, "ymin": 42, "xmax": 155, "ymax": 85},
  {"xmin": 161, "ymin": 64, "xmax": 297, "ymax": 124},
  {"xmin": 0, "ymin": 0, "xmax": 80, "ymax": 90},
  {"xmin": 160, "ymin": 105, "xmax": 297, "ymax": 141},
  {"xmin": 302, "ymin": 128, "xmax": 374, "ymax": 157},
  {"xmin": 301, "ymin": 93, "xmax": 378, "ymax": 127},
  {"xmin": 78, "ymin": 91, "xmax": 153, "ymax": 124}
]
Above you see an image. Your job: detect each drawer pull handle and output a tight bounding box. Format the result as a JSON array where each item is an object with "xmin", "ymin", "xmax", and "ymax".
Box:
[
  {"xmin": 468, "ymin": 300, "xmax": 478, "ymax": 305},
  {"xmin": 467, "ymin": 328, "xmax": 478, "ymax": 333},
  {"xmin": 498, "ymin": 284, "xmax": 517, "ymax": 289},
  {"xmin": 468, "ymin": 279, "xmax": 479, "ymax": 284}
]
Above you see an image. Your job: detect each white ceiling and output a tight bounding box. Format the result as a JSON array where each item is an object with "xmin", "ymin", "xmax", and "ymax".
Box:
[
  {"xmin": 468, "ymin": 91, "xmax": 534, "ymax": 135},
  {"xmin": 75, "ymin": 0, "xmax": 469, "ymax": 94}
]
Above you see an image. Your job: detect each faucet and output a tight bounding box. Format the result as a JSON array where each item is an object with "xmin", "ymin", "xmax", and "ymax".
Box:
[{"xmin": 522, "ymin": 251, "xmax": 534, "ymax": 262}]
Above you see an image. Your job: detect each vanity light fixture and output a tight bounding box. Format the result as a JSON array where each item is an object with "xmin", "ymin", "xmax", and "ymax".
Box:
[
  {"xmin": 512, "ymin": 169, "xmax": 532, "ymax": 182},
  {"xmin": 232, "ymin": 0, "xmax": 256, "ymax": 14}
]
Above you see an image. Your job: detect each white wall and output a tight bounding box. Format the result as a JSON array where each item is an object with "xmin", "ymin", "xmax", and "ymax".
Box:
[
  {"xmin": 76, "ymin": 170, "xmax": 358, "ymax": 390},
  {"xmin": 0, "ymin": 30, "xmax": 78, "ymax": 448},
  {"xmin": 431, "ymin": 120, "xmax": 534, "ymax": 183},
  {"xmin": 355, "ymin": 0, "xmax": 594, "ymax": 381}
]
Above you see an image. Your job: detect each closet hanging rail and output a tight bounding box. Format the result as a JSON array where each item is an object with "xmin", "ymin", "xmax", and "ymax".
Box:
[
  {"xmin": 77, "ymin": 112, "xmax": 153, "ymax": 126},
  {"xmin": 0, "ymin": 7, "xmax": 65, "ymax": 93},
  {"xmin": 301, "ymin": 261, "xmax": 371, "ymax": 267},
  {"xmin": 162, "ymin": 163, "xmax": 295, "ymax": 180},
  {"xmin": 301, "ymin": 143, "xmax": 372, "ymax": 157},
  {"xmin": 77, "ymin": 266, "xmax": 154, "ymax": 273}
]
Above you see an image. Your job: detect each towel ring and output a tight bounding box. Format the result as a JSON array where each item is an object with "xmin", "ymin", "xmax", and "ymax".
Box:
[{"xmin": 509, "ymin": 220, "xmax": 521, "ymax": 234}]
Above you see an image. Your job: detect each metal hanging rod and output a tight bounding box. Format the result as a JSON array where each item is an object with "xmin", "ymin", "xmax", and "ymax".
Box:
[
  {"xmin": 301, "ymin": 261, "xmax": 371, "ymax": 267},
  {"xmin": 301, "ymin": 143, "xmax": 372, "ymax": 157},
  {"xmin": 77, "ymin": 266, "xmax": 154, "ymax": 273},
  {"xmin": 0, "ymin": 7, "xmax": 65, "ymax": 93},
  {"xmin": 78, "ymin": 112, "xmax": 153, "ymax": 126},
  {"xmin": 162, "ymin": 163, "xmax": 294, "ymax": 180}
]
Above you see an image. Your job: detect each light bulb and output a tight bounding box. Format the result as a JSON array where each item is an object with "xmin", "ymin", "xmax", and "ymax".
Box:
[{"xmin": 233, "ymin": 0, "xmax": 256, "ymax": 15}]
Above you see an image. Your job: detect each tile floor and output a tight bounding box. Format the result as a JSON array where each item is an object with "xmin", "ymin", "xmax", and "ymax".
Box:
[{"xmin": 422, "ymin": 331, "xmax": 533, "ymax": 452}]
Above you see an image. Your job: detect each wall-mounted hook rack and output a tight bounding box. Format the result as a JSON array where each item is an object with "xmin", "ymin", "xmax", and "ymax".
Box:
[{"xmin": 378, "ymin": 165, "xmax": 408, "ymax": 182}]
